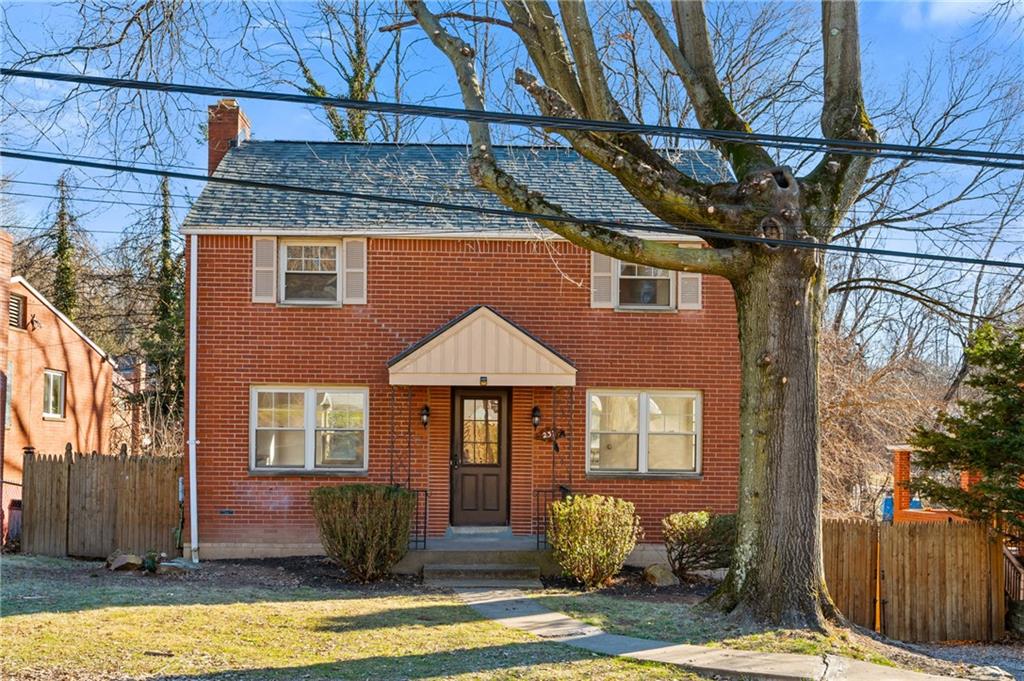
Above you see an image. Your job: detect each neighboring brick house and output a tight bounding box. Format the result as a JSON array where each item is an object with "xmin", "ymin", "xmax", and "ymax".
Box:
[
  {"xmin": 0, "ymin": 231, "xmax": 116, "ymax": 538},
  {"xmin": 183, "ymin": 99, "xmax": 740, "ymax": 561}
]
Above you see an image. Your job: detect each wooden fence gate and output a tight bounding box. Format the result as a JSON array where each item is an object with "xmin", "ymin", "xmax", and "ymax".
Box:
[
  {"xmin": 21, "ymin": 447, "xmax": 183, "ymax": 558},
  {"xmin": 823, "ymin": 519, "xmax": 1006, "ymax": 641}
]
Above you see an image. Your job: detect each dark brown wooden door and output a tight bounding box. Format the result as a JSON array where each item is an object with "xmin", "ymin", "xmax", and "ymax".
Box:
[{"xmin": 451, "ymin": 389, "xmax": 509, "ymax": 526}]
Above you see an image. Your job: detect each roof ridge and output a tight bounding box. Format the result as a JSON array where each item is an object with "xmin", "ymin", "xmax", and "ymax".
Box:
[{"xmin": 239, "ymin": 140, "xmax": 722, "ymax": 155}]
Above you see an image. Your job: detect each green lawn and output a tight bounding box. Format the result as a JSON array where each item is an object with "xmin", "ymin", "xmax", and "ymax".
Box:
[
  {"xmin": 1, "ymin": 555, "xmax": 708, "ymax": 681},
  {"xmin": 532, "ymin": 591, "xmax": 899, "ymax": 668}
]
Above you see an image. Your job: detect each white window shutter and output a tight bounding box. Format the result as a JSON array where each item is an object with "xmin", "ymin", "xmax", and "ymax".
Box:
[
  {"xmin": 678, "ymin": 272, "xmax": 702, "ymax": 310},
  {"xmin": 342, "ymin": 238, "xmax": 367, "ymax": 304},
  {"xmin": 591, "ymin": 252, "xmax": 615, "ymax": 308},
  {"xmin": 252, "ymin": 237, "xmax": 277, "ymax": 303}
]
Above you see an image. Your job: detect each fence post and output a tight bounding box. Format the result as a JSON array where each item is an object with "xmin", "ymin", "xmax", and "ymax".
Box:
[{"xmin": 64, "ymin": 444, "xmax": 73, "ymax": 556}]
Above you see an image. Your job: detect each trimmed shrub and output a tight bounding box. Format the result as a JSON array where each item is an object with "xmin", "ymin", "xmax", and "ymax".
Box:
[
  {"xmin": 309, "ymin": 484, "xmax": 416, "ymax": 582},
  {"xmin": 662, "ymin": 511, "xmax": 736, "ymax": 580},
  {"xmin": 548, "ymin": 494, "xmax": 643, "ymax": 588}
]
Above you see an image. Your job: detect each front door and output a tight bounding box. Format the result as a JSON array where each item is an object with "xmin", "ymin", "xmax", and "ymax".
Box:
[{"xmin": 451, "ymin": 389, "xmax": 509, "ymax": 526}]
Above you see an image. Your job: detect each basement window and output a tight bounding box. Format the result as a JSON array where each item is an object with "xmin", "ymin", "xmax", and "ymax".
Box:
[
  {"xmin": 250, "ymin": 386, "xmax": 368, "ymax": 473},
  {"xmin": 587, "ymin": 390, "xmax": 701, "ymax": 476}
]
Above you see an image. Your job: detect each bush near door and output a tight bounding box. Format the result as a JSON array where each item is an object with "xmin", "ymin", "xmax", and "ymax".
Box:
[
  {"xmin": 548, "ymin": 494, "xmax": 643, "ymax": 588},
  {"xmin": 309, "ymin": 484, "xmax": 416, "ymax": 582}
]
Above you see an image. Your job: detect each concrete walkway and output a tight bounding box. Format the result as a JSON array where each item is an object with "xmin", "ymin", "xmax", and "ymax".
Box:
[{"xmin": 455, "ymin": 588, "xmax": 960, "ymax": 681}]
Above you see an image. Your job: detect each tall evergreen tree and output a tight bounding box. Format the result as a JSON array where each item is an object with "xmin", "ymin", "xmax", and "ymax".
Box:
[
  {"xmin": 51, "ymin": 174, "xmax": 78, "ymax": 320},
  {"xmin": 910, "ymin": 324, "xmax": 1024, "ymax": 540},
  {"xmin": 142, "ymin": 176, "xmax": 185, "ymax": 425}
]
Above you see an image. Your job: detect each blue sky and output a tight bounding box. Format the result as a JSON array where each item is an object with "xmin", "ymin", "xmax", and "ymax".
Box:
[{"xmin": 1, "ymin": 0, "xmax": 1020, "ymax": 250}]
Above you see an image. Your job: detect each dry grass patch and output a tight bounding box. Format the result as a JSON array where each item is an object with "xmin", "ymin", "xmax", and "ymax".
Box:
[{"xmin": 1, "ymin": 555, "xmax": 709, "ymax": 681}]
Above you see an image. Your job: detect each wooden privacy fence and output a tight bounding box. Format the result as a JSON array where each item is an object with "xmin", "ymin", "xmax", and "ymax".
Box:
[
  {"xmin": 823, "ymin": 519, "xmax": 1006, "ymax": 642},
  {"xmin": 21, "ymin": 446, "xmax": 183, "ymax": 558}
]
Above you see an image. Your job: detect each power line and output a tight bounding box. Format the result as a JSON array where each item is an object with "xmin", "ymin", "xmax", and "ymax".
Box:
[
  {"xmin": 5, "ymin": 69, "xmax": 1024, "ymax": 170},
  {"xmin": 5, "ymin": 179, "xmax": 197, "ymax": 201},
  {"xmin": 4, "ymin": 149, "xmax": 1022, "ymax": 272},
  {"xmin": 1, "ymin": 190, "xmax": 192, "ymax": 211}
]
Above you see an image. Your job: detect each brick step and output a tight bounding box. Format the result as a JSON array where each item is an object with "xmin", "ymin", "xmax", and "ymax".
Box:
[{"xmin": 422, "ymin": 563, "xmax": 541, "ymax": 580}]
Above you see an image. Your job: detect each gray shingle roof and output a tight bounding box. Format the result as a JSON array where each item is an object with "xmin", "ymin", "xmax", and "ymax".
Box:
[{"xmin": 182, "ymin": 142, "xmax": 730, "ymax": 235}]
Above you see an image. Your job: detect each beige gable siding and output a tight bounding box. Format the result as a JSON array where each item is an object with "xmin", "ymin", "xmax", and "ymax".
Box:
[{"xmin": 388, "ymin": 307, "xmax": 576, "ymax": 386}]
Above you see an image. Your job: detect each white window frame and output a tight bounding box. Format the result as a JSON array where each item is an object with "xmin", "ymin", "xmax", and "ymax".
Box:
[
  {"xmin": 278, "ymin": 239, "xmax": 343, "ymax": 305},
  {"xmin": 585, "ymin": 388, "xmax": 702, "ymax": 476},
  {"xmin": 615, "ymin": 261, "xmax": 677, "ymax": 311},
  {"xmin": 249, "ymin": 385, "xmax": 369, "ymax": 473},
  {"xmin": 43, "ymin": 369, "xmax": 66, "ymax": 420}
]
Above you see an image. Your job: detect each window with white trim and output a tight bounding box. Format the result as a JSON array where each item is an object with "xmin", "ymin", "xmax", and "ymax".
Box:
[
  {"xmin": 281, "ymin": 242, "xmax": 339, "ymax": 303},
  {"xmin": 251, "ymin": 386, "xmax": 368, "ymax": 472},
  {"xmin": 591, "ymin": 252, "xmax": 701, "ymax": 310},
  {"xmin": 43, "ymin": 369, "xmax": 66, "ymax": 419},
  {"xmin": 587, "ymin": 390, "xmax": 700, "ymax": 475},
  {"xmin": 617, "ymin": 262, "xmax": 674, "ymax": 308}
]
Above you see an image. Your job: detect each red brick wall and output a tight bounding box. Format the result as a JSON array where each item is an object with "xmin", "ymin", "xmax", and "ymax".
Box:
[
  {"xmin": 186, "ymin": 235, "xmax": 741, "ymax": 554},
  {"xmin": 3, "ymin": 281, "xmax": 114, "ymax": 510}
]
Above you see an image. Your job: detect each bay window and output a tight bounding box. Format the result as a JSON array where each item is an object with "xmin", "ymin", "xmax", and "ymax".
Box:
[
  {"xmin": 587, "ymin": 389, "xmax": 700, "ymax": 475},
  {"xmin": 251, "ymin": 386, "xmax": 367, "ymax": 472}
]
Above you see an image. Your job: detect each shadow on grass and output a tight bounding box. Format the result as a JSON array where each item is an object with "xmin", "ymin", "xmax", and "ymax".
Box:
[
  {"xmin": 143, "ymin": 642, "xmax": 615, "ymax": 681},
  {"xmin": 529, "ymin": 593, "xmax": 734, "ymax": 646},
  {"xmin": 1, "ymin": 555, "xmax": 457, "ymax": 618}
]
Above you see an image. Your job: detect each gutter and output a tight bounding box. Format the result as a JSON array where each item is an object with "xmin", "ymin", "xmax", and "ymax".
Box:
[{"xmin": 187, "ymin": 234, "xmax": 200, "ymax": 563}]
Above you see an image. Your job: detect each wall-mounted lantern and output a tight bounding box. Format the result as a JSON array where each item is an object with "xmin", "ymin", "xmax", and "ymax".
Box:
[
  {"xmin": 420, "ymin": 405, "xmax": 430, "ymax": 428},
  {"xmin": 531, "ymin": 406, "xmax": 542, "ymax": 428}
]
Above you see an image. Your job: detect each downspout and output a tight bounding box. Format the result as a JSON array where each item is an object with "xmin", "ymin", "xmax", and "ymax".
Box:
[{"xmin": 187, "ymin": 233, "xmax": 200, "ymax": 562}]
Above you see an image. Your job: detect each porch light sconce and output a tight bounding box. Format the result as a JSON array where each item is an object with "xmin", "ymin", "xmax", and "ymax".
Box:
[
  {"xmin": 531, "ymin": 406, "xmax": 542, "ymax": 428},
  {"xmin": 420, "ymin": 405, "xmax": 430, "ymax": 428}
]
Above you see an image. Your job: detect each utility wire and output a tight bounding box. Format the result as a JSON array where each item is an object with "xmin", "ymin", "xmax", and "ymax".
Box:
[
  {"xmin": 7, "ymin": 177, "xmax": 1019, "ymax": 225},
  {"xmin": 1, "ymin": 190, "xmax": 192, "ymax": 211},
  {"xmin": 4, "ymin": 69, "xmax": 1024, "ymax": 170},
  {"xmin": 4, "ymin": 149, "xmax": 1021, "ymax": 271}
]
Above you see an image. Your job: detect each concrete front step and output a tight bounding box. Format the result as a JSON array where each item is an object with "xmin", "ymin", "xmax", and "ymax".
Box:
[
  {"xmin": 423, "ymin": 563, "xmax": 541, "ymax": 580},
  {"xmin": 393, "ymin": 547, "xmax": 560, "ymax": 577}
]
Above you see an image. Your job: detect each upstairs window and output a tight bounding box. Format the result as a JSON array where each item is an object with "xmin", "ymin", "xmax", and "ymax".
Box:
[
  {"xmin": 617, "ymin": 262, "xmax": 674, "ymax": 309},
  {"xmin": 252, "ymin": 237, "xmax": 366, "ymax": 305},
  {"xmin": 591, "ymin": 252, "xmax": 701, "ymax": 311},
  {"xmin": 8, "ymin": 294, "xmax": 25, "ymax": 329},
  {"xmin": 43, "ymin": 369, "xmax": 66, "ymax": 419},
  {"xmin": 282, "ymin": 243, "xmax": 339, "ymax": 303}
]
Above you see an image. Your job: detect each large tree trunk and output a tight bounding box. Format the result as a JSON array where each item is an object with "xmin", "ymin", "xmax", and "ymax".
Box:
[{"xmin": 710, "ymin": 247, "xmax": 837, "ymax": 629}]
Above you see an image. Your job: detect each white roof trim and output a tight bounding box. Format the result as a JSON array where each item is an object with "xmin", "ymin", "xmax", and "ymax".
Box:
[
  {"xmin": 179, "ymin": 225, "xmax": 704, "ymax": 244},
  {"xmin": 11, "ymin": 276, "xmax": 117, "ymax": 367},
  {"xmin": 388, "ymin": 306, "xmax": 576, "ymax": 387}
]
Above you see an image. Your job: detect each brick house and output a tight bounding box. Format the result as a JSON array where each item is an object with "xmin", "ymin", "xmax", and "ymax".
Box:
[
  {"xmin": 0, "ymin": 231, "xmax": 115, "ymax": 538},
  {"xmin": 183, "ymin": 100, "xmax": 740, "ymax": 562}
]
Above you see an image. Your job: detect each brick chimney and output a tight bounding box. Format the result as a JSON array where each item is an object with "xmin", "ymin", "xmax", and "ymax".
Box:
[
  {"xmin": 207, "ymin": 99, "xmax": 251, "ymax": 175},
  {"xmin": 890, "ymin": 445, "xmax": 912, "ymax": 512}
]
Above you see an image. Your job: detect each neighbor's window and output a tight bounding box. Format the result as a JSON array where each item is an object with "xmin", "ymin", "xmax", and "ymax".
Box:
[
  {"xmin": 252, "ymin": 387, "xmax": 367, "ymax": 472},
  {"xmin": 43, "ymin": 369, "xmax": 66, "ymax": 419},
  {"xmin": 8, "ymin": 294, "xmax": 26, "ymax": 329},
  {"xmin": 588, "ymin": 390, "xmax": 700, "ymax": 475},
  {"xmin": 617, "ymin": 262, "xmax": 674, "ymax": 309},
  {"xmin": 281, "ymin": 243, "xmax": 339, "ymax": 303}
]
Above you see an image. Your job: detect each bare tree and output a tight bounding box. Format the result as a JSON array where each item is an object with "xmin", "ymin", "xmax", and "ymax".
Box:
[{"xmin": 403, "ymin": 0, "xmax": 880, "ymax": 628}]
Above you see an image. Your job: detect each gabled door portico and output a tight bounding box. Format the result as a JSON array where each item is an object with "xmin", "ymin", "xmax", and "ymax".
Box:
[{"xmin": 387, "ymin": 305, "xmax": 576, "ymax": 533}]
